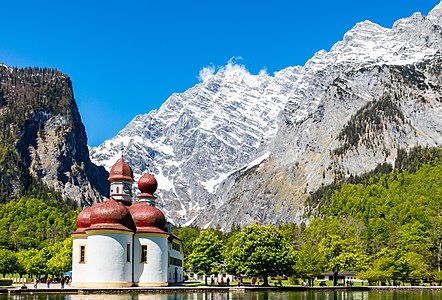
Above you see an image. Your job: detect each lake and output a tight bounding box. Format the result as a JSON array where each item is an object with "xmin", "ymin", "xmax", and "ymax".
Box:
[{"xmin": 2, "ymin": 290, "xmax": 442, "ymax": 300}]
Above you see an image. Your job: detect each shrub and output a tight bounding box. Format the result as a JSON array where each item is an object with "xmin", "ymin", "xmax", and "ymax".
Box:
[{"xmin": 0, "ymin": 279, "xmax": 13, "ymax": 286}]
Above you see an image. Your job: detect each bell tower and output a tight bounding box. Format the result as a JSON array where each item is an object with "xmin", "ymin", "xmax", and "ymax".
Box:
[{"xmin": 108, "ymin": 156, "xmax": 134, "ymax": 202}]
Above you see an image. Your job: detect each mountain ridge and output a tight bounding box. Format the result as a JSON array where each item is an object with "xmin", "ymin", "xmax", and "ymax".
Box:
[{"xmin": 91, "ymin": 2, "xmax": 442, "ymax": 229}]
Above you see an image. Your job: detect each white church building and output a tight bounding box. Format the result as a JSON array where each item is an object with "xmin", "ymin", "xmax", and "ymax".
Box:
[{"xmin": 71, "ymin": 157, "xmax": 184, "ymax": 287}]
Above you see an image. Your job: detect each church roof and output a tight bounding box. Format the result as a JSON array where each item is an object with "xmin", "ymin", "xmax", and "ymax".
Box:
[
  {"xmin": 108, "ymin": 157, "xmax": 134, "ymax": 182},
  {"xmin": 129, "ymin": 202, "xmax": 167, "ymax": 234},
  {"xmin": 87, "ymin": 198, "xmax": 136, "ymax": 232}
]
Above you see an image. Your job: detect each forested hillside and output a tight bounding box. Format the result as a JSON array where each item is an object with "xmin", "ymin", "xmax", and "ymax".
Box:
[{"xmin": 293, "ymin": 146, "xmax": 442, "ymax": 284}]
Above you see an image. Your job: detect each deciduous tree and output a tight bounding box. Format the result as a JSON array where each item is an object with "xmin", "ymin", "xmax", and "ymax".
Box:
[
  {"xmin": 187, "ymin": 229, "xmax": 224, "ymax": 285},
  {"xmin": 226, "ymin": 224, "xmax": 296, "ymax": 286}
]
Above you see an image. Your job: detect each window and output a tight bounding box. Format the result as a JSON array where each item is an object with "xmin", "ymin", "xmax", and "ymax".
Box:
[
  {"xmin": 116, "ymin": 186, "xmax": 120, "ymax": 193},
  {"xmin": 140, "ymin": 245, "xmax": 148, "ymax": 263},
  {"xmin": 126, "ymin": 244, "xmax": 131, "ymax": 262},
  {"xmin": 172, "ymin": 242, "xmax": 181, "ymax": 252},
  {"xmin": 79, "ymin": 245, "xmax": 86, "ymax": 263},
  {"xmin": 170, "ymin": 256, "xmax": 182, "ymax": 267}
]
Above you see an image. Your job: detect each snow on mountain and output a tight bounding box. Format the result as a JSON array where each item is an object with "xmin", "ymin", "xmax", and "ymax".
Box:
[
  {"xmin": 92, "ymin": 2, "xmax": 442, "ymax": 228},
  {"xmin": 90, "ymin": 61, "xmax": 300, "ymax": 224},
  {"xmin": 195, "ymin": 2, "xmax": 442, "ymax": 230}
]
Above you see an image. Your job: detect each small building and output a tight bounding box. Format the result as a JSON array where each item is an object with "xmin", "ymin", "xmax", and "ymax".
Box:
[
  {"xmin": 319, "ymin": 271, "xmax": 367, "ymax": 285},
  {"xmin": 71, "ymin": 157, "xmax": 183, "ymax": 287}
]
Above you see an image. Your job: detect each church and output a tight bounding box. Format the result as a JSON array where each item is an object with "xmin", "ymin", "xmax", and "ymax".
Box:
[{"xmin": 71, "ymin": 157, "xmax": 184, "ymax": 287}]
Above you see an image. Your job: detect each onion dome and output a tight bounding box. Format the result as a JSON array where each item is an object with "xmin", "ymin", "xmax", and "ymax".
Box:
[
  {"xmin": 108, "ymin": 157, "xmax": 134, "ymax": 182},
  {"xmin": 138, "ymin": 172, "xmax": 158, "ymax": 197},
  {"xmin": 88, "ymin": 199, "xmax": 135, "ymax": 232},
  {"xmin": 73, "ymin": 206, "xmax": 93, "ymax": 234},
  {"xmin": 129, "ymin": 202, "xmax": 167, "ymax": 233}
]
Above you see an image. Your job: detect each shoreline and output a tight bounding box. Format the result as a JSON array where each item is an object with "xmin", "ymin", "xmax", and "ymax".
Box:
[{"xmin": 3, "ymin": 284, "xmax": 442, "ymax": 295}]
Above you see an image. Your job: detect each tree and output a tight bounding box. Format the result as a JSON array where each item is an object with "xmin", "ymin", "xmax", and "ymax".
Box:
[
  {"xmin": 17, "ymin": 248, "xmax": 47, "ymax": 277},
  {"xmin": 0, "ymin": 248, "xmax": 17, "ymax": 277},
  {"xmin": 319, "ymin": 234, "xmax": 366, "ymax": 286},
  {"xmin": 358, "ymin": 248, "xmax": 394, "ymax": 285},
  {"xmin": 226, "ymin": 224, "xmax": 296, "ymax": 286},
  {"xmin": 294, "ymin": 243, "xmax": 325, "ymax": 286},
  {"xmin": 186, "ymin": 229, "xmax": 224, "ymax": 285},
  {"xmin": 47, "ymin": 238, "xmax": 72, "ymax": 276},
  {"xmin": 173, "ymin": 226, "xmax": 200, "ymax": 257}
]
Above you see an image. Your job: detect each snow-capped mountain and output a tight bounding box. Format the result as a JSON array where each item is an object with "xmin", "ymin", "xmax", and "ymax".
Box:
[
  {"xmin": 90, "ymin": 62, "xmax": 301, "ymax": 224},
  {"xmin": 196, "ymin": 3, "xmax": 442, "ymax": 230},
  {"xmin": 92, "ymin": 2, "xmax": 442, "ymax": 229}
]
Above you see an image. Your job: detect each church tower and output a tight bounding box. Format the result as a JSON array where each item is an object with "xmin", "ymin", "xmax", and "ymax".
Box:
[{"xmin": 108, "ymin": 157, "xmax": 134, "ymax": 202}]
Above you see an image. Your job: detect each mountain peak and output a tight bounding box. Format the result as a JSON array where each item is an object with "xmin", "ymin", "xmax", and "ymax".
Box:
[{"xmin": 427, "ymin": 1, "xmax": 442, "ymax": 24}]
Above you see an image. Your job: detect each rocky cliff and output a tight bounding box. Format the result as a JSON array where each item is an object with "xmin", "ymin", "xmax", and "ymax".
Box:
[{"xmin": 0, "ymin": 65, "xmax": 109, "ymax": 206}]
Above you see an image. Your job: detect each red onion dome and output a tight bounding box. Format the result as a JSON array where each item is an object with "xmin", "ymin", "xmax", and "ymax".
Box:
[
  {"xmin": 108, "ymin": 158, "xmax": 134, "ymax": 182},
  {"xmin": 138, "ymin": 172, "xmax": 158, "ymax": 197},
  {"xmin": 88, "ymin": 199, "xmax": 135, "ymax": 232},
  {"xmin": 129, "ymin": 202, "xmax": 167, "ymax": 233},
  {"xmin": 74, "ymin": 206, "xmax": 93, "ymax": 234}
]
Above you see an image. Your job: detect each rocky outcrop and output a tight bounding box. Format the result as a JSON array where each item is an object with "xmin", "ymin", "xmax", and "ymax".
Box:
[{"xmin": 0, "ymin": 66, "xmax": 109, "ymax": 206}]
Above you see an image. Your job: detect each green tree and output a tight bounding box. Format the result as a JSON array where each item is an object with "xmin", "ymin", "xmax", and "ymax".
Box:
[
  {"xmin": 226, "ymin": 224, "xmax": 296, "ymax": 286},
  {"xmin": 17, "ymin": 248, "xmax": 47, "ymax": 277},
  {"xmin": 173, "ymin": 226, "xmax": 200, "ymax": 257},
  {"xmin": 186, "ymin": 229, "xmax": 224, "ymax": 285},
  {"xmin": 294, "ymin": 243, "xmax": 325, "ymax": 286},
  {"xmin": 0, "ymin": 248, "xmax": 17, "ymax": 277},
  {"xmin": 47, "ymin": 238, "xmax": 72, "ymax": 276},
  {"xmin": 358, "ymin": 248, "xmax": 394, "ymax": 285},
  {"xmin": 319, "ymin": 234, "xmax": 366, "ymax": 286}
]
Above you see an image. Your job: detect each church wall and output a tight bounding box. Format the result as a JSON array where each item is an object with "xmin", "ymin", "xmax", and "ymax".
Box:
[
  {"xmin": 134, "ymin": 234, "xmax": 168, "ymax": 286},
  {"xmin": 71, "ymin": 235, "xmax": 87, "ymax": 287},
  {"xmin": 85, "ymin": 231, "xmax": 134, "ymax": 285}
]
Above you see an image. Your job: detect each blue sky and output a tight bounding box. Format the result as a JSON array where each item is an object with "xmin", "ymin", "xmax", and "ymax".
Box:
[{"xmin": 0, "ymin": 0, "xmax": 439, "ymax": 146}]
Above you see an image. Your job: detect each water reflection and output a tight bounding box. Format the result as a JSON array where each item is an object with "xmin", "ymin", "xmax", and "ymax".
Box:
[{"xmin": 1, "ymin": 291, "xmax": 442, "ymax": 300}]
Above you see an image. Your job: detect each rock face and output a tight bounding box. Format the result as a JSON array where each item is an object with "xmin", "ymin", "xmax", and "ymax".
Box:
[
  {"xmin": 92, "ymin": 3, "xmax": 442, "ymax": 229},
  {"xmin": 0, "ymin": 66, "xmax": 109, "ymax": 206},
  {"xmin": 90, "ymin": 63, "xmax": 300, "ymax": 223}
]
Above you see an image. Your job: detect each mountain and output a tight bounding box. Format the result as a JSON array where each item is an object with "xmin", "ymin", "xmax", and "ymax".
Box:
[
  {"xmin": 90, "ymin": 63, "xmax": 300, "ymax": 223},
  {"xmin": 91, "ymin": 3, "xmax": 442, "ymax": 229},
  {"xmin": 0, "ymin": 65, "xmax": 109, "ymax": 206}
]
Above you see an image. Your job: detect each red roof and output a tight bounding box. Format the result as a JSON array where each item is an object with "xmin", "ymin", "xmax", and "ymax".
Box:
[
  {"xmin": 73, "ymin": 206, "xmax": 93, "ymax": 234},
  {"xmin": 129, "ymin": 202, "xmax": 167, "ymax": 233},
  {"xmin": 108, "ymin": 158, "xmax": 134, "ymax": 182},
  {"xmin": 138, "ymin": 172, "xmax": 158, "ymax": 197},
  {"xmin": 87, "ymin": 199, "xmax": 135, "ymax": 232}
]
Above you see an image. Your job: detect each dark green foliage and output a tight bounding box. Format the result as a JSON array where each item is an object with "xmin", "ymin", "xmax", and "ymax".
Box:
[
  {"xmin": 0, "ymin": 279, "xmax": 13, "ymax": 286},
  {"xmin": 396, "ymin": 146, "xmax": 442, "ymax": 173},
  {"xmin": 301, "ymin": 146, "xmax": 442, "ymax": 284},
  {"xmin": 333, "ymin": 94, "xmax": 405, "ymax": 156}
]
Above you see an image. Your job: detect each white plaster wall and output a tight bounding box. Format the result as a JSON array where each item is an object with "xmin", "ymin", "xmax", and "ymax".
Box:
[
  {"xmin": 134, "ymin": 234, "xmax": 168, "ymax": 285},
  {"xmin": 71, "ymin": 235, "xmax": 87, "ymax": 285},
  {"xmin": 86, "ymin": 231, "xmax": 133, "ymax": 284}
]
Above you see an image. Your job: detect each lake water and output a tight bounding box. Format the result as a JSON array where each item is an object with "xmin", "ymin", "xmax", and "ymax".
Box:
[{"xmin": 2, "ymin": 290, "xmax": 442, "ymax": 300}]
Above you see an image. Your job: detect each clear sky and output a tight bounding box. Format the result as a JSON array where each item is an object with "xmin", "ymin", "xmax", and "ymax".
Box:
[{"xmin": 0, "ymin": 0, "xmax": 439, "ymax": 146}]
